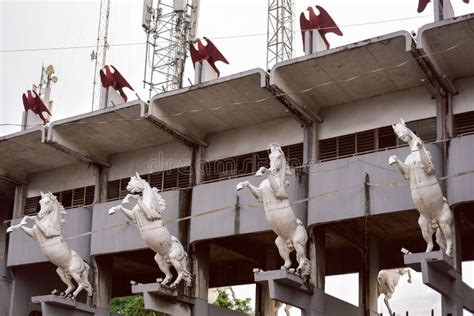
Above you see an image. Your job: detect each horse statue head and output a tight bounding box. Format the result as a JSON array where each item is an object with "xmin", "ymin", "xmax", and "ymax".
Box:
[
  {"xmin": 127, "ymin": 172, "xmax": 147, "ymax": 194},
  {"xmin": 37, "ymin": 191, "xmax": 67, "ymax": 235},
  {"xmin": 126, "ymin": 172, "xmax": 166, "ymax": 219},
  {"xmin": 267, "ymin": 143, "xmax": 292, "ymax": 178},
  {"xmin": 392, "ymin": 118, "xmax": 422, "ymax": 150}
]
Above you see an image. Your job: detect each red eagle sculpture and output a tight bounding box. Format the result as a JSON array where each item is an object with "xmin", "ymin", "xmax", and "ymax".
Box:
[
  {"xmin": 22, "ymin": 90, "xmax": 52, "ymax": 125},
  {"xmin": 300, "ymin": 5, "xmax": 343, "ymax": 50},
  {"xmin": 189, "ymin": 37, "xmax": 229, "ymax": 77},
  {"xmin": 418, "ymin": 0, "xmax": 470, "ymax": 13},
  {"xmin": 99, "ymin": 65, "xmax": 134, "ymax": 102}
]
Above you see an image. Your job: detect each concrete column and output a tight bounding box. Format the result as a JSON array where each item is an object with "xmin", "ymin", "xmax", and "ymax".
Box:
[
  {"xmin": 92, "ymin": 256, "xmax": 112, "ymax": 309},
  {"xmin": 359, "ymin": 239, "xmax": 379, "ymax": 316},
  {"xmin": 13, "ymin": 185, "xmax": 25, "ymax": 218},
  {"xmin": 453, "ymin": 211, "xmax": 463, "ymax": 273},
  {"xmin": 255, "ymin": 283, "xmax": 274, "ymax": 316},
  {"xmin": 192, "ymin": 146, "xmax": 204, "ymax": 185},
  {"xmin": 191, "ymin": 242, "xmax": 209, "ymax": 300},
  {"xmin": 310, "ymin": 226, "xmax": 326, "ymax": 290},
  {"xmin": 303, "ymin": 122, "xmax": 318, "ymax": 164},
  {"xmin": 94, "ymin": 166, "xmax": 108, "ymax": 204}
]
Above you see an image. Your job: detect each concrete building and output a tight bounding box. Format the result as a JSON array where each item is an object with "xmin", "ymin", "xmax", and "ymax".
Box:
[{"xmin": 1, "ymin": 14, "xmax": 474, "ymax": 316}]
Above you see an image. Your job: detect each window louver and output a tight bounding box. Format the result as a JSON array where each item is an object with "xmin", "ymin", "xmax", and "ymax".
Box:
[
  {"xmin": 24, "ymin": 197, "xmax": 40, "ymax": 215},
  {"xmin": 454, "ymin": 111, "xmax": 474, "ymax": 136}
]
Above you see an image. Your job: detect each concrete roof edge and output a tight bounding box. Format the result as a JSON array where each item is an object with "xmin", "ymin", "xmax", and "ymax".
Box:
[
  {"xmin": 0, "ymin": 125, "xmax": 45, "ymax": 142},
  {"xmin": 416, "ymin": 13, "xmax": 474, "ymax": 49},
  {"xmin": 269, "ymin": 30, "xmax": 414, "ymax": 86},
  {"xmin": 151, "ymin": 68, "xmax": 269, "ymax": 102},
  {"xmin": 48, "ymin": 99, "xmax": 140, "ymax": 128}
]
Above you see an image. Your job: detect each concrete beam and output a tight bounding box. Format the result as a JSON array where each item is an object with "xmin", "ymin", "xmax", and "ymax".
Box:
[
  {"xmin": 139, "ymin": 98, "xmax": 208, "ymax": 148},
  {"xmin": 45, "ymin": 128, "xmax": 111, "ymax": 168},
  {"xmin": 267, "ymin": 85, "xmax": 323, "ymax": 125},
  {"xmin": 0, "ymin": 174, "xmax": 27, "ymax": 186},
  {"xmin": 404, "ymin": 251, "xmax": 474, "ymax": 315}
]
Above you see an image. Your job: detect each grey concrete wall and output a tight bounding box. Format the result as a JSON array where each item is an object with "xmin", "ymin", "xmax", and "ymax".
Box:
[
  {"xmin": 7, "ymin": 207, "xmax": 92, "ymax": 267},
  {"xmin": 190, "ymin": 173, "xmax": 305, "ymax": 243},
  {"xmin": 324, "ymin": 293, "xmax": 364, "ymax": 316},
  {"xmin": 308, "ymin": 144, "xmax": 442, "ymax": 225},
  {"xmin": 8, "ymin": 263, "xmax": 83, "ymax": 316},
  {"xmin": 447, "ymin": 135, "xmax": 474, "ymax": 206},
  {"xmin": 90, "ymin": 190, "xmax": 179, "ymax": 255},
  {"xmin": 0, "ymin": 259, "xmax": 12, "ymax": 316}
]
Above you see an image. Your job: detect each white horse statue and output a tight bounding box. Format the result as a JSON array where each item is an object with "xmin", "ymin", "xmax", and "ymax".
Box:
[
  {"xmin": 6, "ymin": 192, "xmax": 93, "ymax": 299},
  {"xmin": 389, "ymin": 118, "xmax": 454, "ymax": 256},
  {"xmin": 108, "ymin": 172, "xmax": 192, "ymax": 288},
  {"xmin": 378, "ymin": 268, "xmax": 412, "ymax": 316},
  {"xmin": 237, "ymin": 143, "xmax": 310, "ymax": 277}
]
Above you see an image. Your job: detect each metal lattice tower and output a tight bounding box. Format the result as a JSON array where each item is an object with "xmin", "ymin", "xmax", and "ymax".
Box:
[
  {"xmin": 91, "ymin": 0, "xmax": 111, "ymax": 110},
  {"xmin": 143, "ymin": 0, "xmax": 199, "ymax": 99},
  {"xmin": 266, "ymin": 0, "xmax": 294, "ymax": 71}
]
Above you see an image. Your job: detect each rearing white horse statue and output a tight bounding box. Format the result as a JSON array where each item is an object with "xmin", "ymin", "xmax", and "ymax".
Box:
[
  {"xmin": 7, "ymin": 192, "xmax": 93, "ymax": 299},
  {"xmin": 237, "ymin": 143, "xmax": 310, "ymax": 277},
  {"xmin": 108, "ymin": 173, "xmax": 192, "ymax": 288},
  {"xmin": 389, "ymin": 118, "xmax": 454, "ymax": 256},
  {"xmin": 378, "ymin": 268, "xmax": 412, "ymax": 316}
]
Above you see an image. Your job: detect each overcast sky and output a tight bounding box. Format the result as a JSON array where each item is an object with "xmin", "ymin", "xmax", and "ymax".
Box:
[{"xmin": 1, "ymin": 1, "xmax": 473, "ymax": 315}]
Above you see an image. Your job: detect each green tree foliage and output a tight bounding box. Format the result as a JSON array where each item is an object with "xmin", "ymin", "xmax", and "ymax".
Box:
[
  {"xmin": 110, "ymin": 295, "xmax": 163, "ymax": 316},
  {"xmin": 213, "ymin": 289, "xmax": 253, "ymax": 314}
]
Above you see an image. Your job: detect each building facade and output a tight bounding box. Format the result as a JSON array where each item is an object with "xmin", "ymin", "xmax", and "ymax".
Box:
[{"xmin": 1, "ymin": 14, "xmax": 473, "ymax": 316}]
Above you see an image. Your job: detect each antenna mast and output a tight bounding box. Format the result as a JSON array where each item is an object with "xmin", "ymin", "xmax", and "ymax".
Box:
[
  {"xmin": 266, "ymin": 0, "xmax": 293, "ymax": 71},
  {"xmin": 142, "ymin": 0, "xmax": 199, "ymax": 99},
  {"xmin": 91, "ymin": 0, "xmax": 111, "ymax": 110}
]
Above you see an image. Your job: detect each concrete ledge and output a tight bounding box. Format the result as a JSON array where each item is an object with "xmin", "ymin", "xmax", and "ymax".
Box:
[
  {"xmin": 31, "ymin": 295, "xmax": 113, "ymax": 316},
  {"xmin": 131, "ymin": 283, "xmax": 178, "ymax": 298}
]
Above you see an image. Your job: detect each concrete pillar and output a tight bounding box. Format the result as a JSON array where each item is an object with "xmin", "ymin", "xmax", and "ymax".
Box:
[
  {"xmin": 92, "ymin": 256, "xmax": 112, "ymax": 309},
  {"xmin": 453, "ymin": 211, "xmax": 463, "ymax": 273},
  {"xmin": 359, "ymin": 239, "xmax": 379, "ymax": 316},
  {"xmin": 255, "ymin": 283, "xmax": 274, "ymax": 316},
  {"xmin": 94, "ymin": 166, "xmax": 108, "ymax": 204},
  {"xmin": 303, "ymin": 122, "xmax": 318, "ymax": 164},
  {"xmin": 191, "ymin": 243, "xmax": 209, "ymax": 300},
  {"xmin": 191, "ymin": 145, "xmax": 204, "ymax": 185},
  {"xmin": 310, "ymin": 226, "xmax": 326, "ymax": 290},
  {"xmin": 13, "ymin": 185, "xmax": 25, "ymax": 218}
]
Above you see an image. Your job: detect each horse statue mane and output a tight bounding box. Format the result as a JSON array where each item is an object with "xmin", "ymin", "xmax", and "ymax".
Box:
[
  {"xmin": 129, "ymin": 173, "xmax": 166, "ymax": 220},
  {"xmin": 39, "ymin": 191, "xmax": 67, "ymax": 234}
]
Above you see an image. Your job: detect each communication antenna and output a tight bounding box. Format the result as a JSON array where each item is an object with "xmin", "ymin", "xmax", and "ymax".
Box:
[
  {"xmin": 266, "ymin": 0, "xmax": 294, "ymax": 71},
  {"xmin": 91, "ymin": 0, "xmax": 111, "ymax": 110},
  {"xmin": 142, "ymin": 0, "xmax": 200, "ymax": 99},
  {"xmin": 36, "ymin": 64, "xmax": 59, "ymax": 106}
]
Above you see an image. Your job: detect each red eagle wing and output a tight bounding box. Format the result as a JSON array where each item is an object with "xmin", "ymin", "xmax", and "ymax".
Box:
[
  {"xmin": 32, "ymin": 91, "xmax": 52, "ymax": 116},
  {"xmin": 189, "ymin": 41, "xmax": 203, "ymax": 66},
  {"xmin": 418, "ymin": 0, "xmax": 431, "ymax": 12},
  {"xmin": 22, "ymin": 93, "xmax": 30, "ymax": 111},
  {"xmin": 99, "ymin": 68, "xmax": 109, "ymax": 88},
  {"xmin": 315, "ymin": 6, "xmax": 342, "ymax": 37},
  {"xmin": 202, "ymin": 37, "xmax": 229, "ymax": 65},
  {"xmin": 110, "ymin": 65, "xmax": 134, "ymax": 91},
  {"xmin": 300, "ymin": 12, "xmax": 312, "ymax": 52}
]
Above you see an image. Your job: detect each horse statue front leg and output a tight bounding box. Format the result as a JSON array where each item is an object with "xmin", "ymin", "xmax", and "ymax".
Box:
[
  {"xmin": 108, "ymin": 196, "xmax": 139, "ymax": 223},
  {"xmin": 6, "ymin": 215, "xmax": 36, "ymax": 239},
  {"xmin": 389, "ymin": 155, "xmax": 410, "ymax": 180},
  {"xmin": 236, "ymin": 180, "xmax": 263, "ymax": 202}
]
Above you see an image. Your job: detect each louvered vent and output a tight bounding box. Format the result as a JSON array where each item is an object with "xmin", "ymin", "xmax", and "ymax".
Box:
[
  {"xmin": 287, "ymin": 143, "xmax": 304, "ymax": 167},
  {"xmin": 417, "ymin": 118, "xmax": 437, "ymax": 142},
  {"xmin": 72, "ymin": 187, "xmax": 85, "ymax": 207},
  {"xmin": 107, "ymin": 180, "xmax": 120, "ymax": 201},
  {"xmin": 378, "ymin": 126, "xmax": 397, "ymax": 149},
  {"xmin": 236, "ymin": 153, "xmax": 253, "ymax": 175},
  {"xmin": 149, "ymin": 172, "xmax": 163, "ymax": 190},
  {"xmin": 356, "ymin": 130, "xmax": 375, "ymax": 153},
  {"xmin": 61, "ymin": 190, "xmax": 73, "ymax": 208},
  {"xmin": 85, "ymin": 186, "xmax": 95, "ymax": 205},
  {"xmin": 319, "ymin": 138, "xmax": 337, "ymax": 161},
  {"xmin": 163, "ymin": 168, "xmax": 178, "ymax": 190},
  {"xmin": 454, "ymin": 111, "xmax": 474, "ymax": 136},
  {"xmin": 177, "ymin": 167, "xmax": 191, "ymax": 188},
  {"xmin": 24, "ymin": 197, "xmax": 40, "ymax": 215},
  {"xmin": 338, "ymin": 134, "xmax": 356, "ymax": 157}
]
